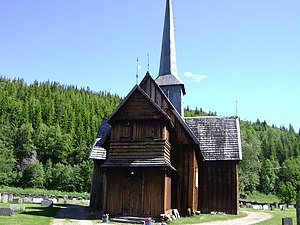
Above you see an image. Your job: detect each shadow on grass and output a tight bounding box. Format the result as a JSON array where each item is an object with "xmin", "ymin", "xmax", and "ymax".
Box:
[{"xmin": 20, "ymin": 204, "xmax": 96, "ymax": 221}]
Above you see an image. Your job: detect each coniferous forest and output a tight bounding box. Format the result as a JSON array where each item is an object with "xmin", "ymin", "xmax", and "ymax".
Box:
[{"xmin": 0, "ymin": 77, "xmax": 299, "ymax": 203}]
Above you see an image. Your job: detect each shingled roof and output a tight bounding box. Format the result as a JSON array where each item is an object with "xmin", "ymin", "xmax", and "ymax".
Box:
[
  {"xmin": 185, "ymin": 116, "xmax": 242, "ymax": 161},
  {"xmin": 89, "ymin": 118, "xmax": 111, "ymax": 160}
]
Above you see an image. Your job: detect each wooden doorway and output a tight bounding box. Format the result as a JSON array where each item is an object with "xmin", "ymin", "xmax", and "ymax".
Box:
[{"xmin": 122, "ymin": 174, "xmax": 143, "ymax": 216}]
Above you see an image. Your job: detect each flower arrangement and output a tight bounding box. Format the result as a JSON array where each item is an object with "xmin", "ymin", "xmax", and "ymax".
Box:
[
  {"xmin": 101, "ymin": 211, "xmax": 109, "ymax": 223},
  {"xmin": 101, "ymin": 213, "xmax": 109, "ymax": 218},
  {"xmin": 144, "ymin": 217, "xmax": 152, "ymax": 225},
  {"xmin": 145, "ymin": 217, "xmax": 152, "ymax": 222}
]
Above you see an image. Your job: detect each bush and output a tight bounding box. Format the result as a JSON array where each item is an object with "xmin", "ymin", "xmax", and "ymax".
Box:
[{"xmin": 277, "ymin": 181, "xmax": 296, "ymax": 203}]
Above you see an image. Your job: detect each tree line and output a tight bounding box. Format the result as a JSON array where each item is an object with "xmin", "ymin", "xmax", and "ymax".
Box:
[
  {"xmin": 0, "ymin": 77, "xmax": 122, "ymax": 192},
  {"xmin": 0, "ymin": 77, "xmax": 299, "ymax": 203}
]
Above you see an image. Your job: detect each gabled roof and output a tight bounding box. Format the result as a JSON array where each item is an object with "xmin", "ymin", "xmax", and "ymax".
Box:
[
  {"xmin": 107, "ymin": 84, "xmax": 174, "ymax": 128},
  {"xmin": 89, "ymin": 118, "xmax": 111, "ymax": 160},
  {"xmin": 140, "ymin": 72, "xmax": 199, "ymax": 146},
  {"xmin": 185, "ymin": 116, "xmax": 242, "ymax": 161}
]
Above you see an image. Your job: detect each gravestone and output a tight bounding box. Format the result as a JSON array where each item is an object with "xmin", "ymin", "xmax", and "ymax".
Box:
[
  {"xmin": 263, "ymin": 204, "xmax": 269, "ymax": 210},
  {"xmin": 0, "ymin": 193, "xmax": 2, "ymax": 202},
  {"xmin": 10, "ymin": 204, "xmax": 25, "ymax": 211},
  {"xmin": 63, "ymin": 195, "xmax": 68, "ymax": 204},
  {"xmin": 0, "ymin": 208, "xmax": 12, "ymax": 216},
  {"xmin": 297, "ymin": 192, "xmax": 300, "ymax": 225},
  {"xmin": 82, "ymin": 200, "xmax": 90, "ymax": 205},
  {"xmin": 12, "ymin": 198, "xmax": 19, "ymax": 203},
  {"xmin": 72, "ymin": 198, "xmax": 79, "ymax": 205},
  {"xmin": 2, "ymin": 194, "xmax": 8, "ymax": 203},
  {"xmin": 23, "ymin": 197, "xmax": 30, "ymax": 203},
  {"xmin": 41, "ymin": 200, "xmax": 53, "ymax": 207},
  {"xmin": 282, "ymin": 217, "xmax": 293, "ymax": 225},
  {"xmin": 8, "ymin": 194, "xmax": 13, "ymax": 202},
  {"xmin": 32, "ymin": 198, "xmax": 43, "ymax": 204},
  {"xmin": 50, "ymin": 198, "xmax": 58, "ymax": 204}
]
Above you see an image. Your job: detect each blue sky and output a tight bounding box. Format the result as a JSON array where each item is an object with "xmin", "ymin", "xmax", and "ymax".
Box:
[{"xmin": 1, "ymin": 0, "xmax": 299, "ymax": 131}]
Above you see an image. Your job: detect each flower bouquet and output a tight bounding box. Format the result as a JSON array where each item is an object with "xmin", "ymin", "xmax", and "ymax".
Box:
[
  {"xmin": 144, "ymin": 217, "xmax": 152, "ymax": 225},
  {"xmin": 101, "ymin": 211, "xmax": 109, "ymax": 223}
]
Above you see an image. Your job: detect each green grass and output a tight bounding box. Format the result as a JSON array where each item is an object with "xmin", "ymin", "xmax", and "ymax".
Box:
[
  {"xmin": 240, "ymin": 191, "xmax": 280, "ymax": 203},
  {"xmin": 0, "ymin": 186, "xmax": 89, "ymax": 198},
  {"xmin": 167, "ymin": 212, "xmax": 246, "ymax": 224},
  {"xmin": 0, "ymin": 203, "xmax": 60, "ymax": 225},
  {"xmin": 243, "ymin": 208, "xmax": 297, "ymax": 225}
]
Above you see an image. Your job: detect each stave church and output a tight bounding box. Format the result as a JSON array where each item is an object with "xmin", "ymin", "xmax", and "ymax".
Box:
[{"xmin": 89, "ymin": 0, "xmax": 242, "ymax": 218}]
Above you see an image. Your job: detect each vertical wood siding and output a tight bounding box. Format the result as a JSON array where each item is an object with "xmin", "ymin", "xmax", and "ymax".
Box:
[
  {"xmin": 198, "ymin": 161, "xmax": 239, "ymax": 214},
  {"xmin": 105, "ymin": 168, "xmax": 170, "ymax": 217}
]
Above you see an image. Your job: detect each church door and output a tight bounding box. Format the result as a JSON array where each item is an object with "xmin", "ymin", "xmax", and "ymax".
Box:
[{"xmin": 123, "ymin": 175, "xmax": 143, "ymax": 216}]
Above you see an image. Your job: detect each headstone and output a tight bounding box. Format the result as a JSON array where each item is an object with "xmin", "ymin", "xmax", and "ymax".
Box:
[
  {"xmin": 63, "ymin": 195, "xmax": 68, "ymax": 204},
  {"xmin": 12, "ymin": 198, "xmax": 19, "ymax": 203},
  {"xmin": 32, "ymin": 198, "xmax": 43, "ymax": 204},
  {"xmin": 41, "ymin": 200, "xmax": 53, "ymax": 207},
  {"xmin": 8, "ymin": 194, "xmax": 13, "ymax": 202},
  {"xmin": 50, "ymin": 198, "xmax": 58, "ymax": 204},
  {"xmin": 246, "ymin": 203, "xmax": 252, "ymax": 208},
  {"xmin": 288, "ymin": 205, "xmax": 295, "ymax": 209},
  {"xmin": 2, "ymin": 194, "xmax": 8, "ymax": 203},
  {"xmin": 296, "ymin": 191, "xmax": 300, "ymax": 225},
  {"xmin": 23, "ymin": 197, "xmax": 30, "ymax": 203},
  {"xmin": 82, "ymin": 200, "xmax": 90, "ymax": 205},
  {"xmin": 282, "ymin": 217, "xmax": 293, "ymax": 225},
  {"xmin": 253, "ymin": 205, "xmax": 261, "ymax": 210},
  {"xmin": 281, "ymin": 204, "xmax": 287, "ymax": 211},
  {"xmin": 72, "ymin": 198, "xmax": 79, "ymax": 205},
  {"xmin": 0, "ymin": 193, "xmax": 2, "ymax": 202},
  {"xmin": 10, "ymin": 204, "xmax": 25, "ymax": 212},
  {"xmin": 263, "ymin": 204, "xmax": 269, "ymax": 210},
  {"xmin": 0, "ymin": 208, "xmax": 12, "ymax": 216}
]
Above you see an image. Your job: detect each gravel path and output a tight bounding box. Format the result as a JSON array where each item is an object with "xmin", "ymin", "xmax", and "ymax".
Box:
[{"xmin": 198, "ymin": 211, "xmax": 272, "ymax": 225}]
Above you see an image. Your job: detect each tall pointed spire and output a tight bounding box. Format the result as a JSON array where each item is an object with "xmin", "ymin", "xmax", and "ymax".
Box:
[
  {"xmin": 159, "ymin": 0, "xmax": 178, "ymax": 77},
  {"xmin": 155, "ymin": 0, "xmax": 185, "ymax": 116}
]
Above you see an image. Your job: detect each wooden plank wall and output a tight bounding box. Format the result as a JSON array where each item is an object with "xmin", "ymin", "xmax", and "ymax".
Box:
[
  {"xmin": 90, "ymin": 160, "xmax": 106, "ymax": 209},
  {"xmin": 105, "ymin": 168, "xmax": 170, "ymax": 217},
  {"xmin": 198, "ymin": 161, "xmax": 239, "ymax": 214},
  {"xmin": 171, "ymin": 145, "xmax": 198, "ymax": 215}
]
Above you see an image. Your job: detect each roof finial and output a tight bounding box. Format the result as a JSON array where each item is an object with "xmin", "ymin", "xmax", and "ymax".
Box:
[
  {"xmin": 136, "ymin": 57, "xmax": 139, "ymax": 84},
  {"xmin": 147, "ymin": 53, "xmax": 150, "ymax": 72}
]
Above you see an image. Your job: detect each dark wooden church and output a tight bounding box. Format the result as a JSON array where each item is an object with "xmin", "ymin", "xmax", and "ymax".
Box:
[{"xmin": 89, "ymin": 0, "xmax": 242, "ymax": 217}]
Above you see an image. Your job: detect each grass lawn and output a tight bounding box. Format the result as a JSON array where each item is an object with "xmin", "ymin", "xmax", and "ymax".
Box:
[
  {"xmin": 167, "ymin": 212, "xmax": 247, "ymax": 224},
  {"xmin": 243, "ymin": 208, "xmax": 297, "ymax": 225},
  {"xmin": 0, "ymin": 203, "xmax": 60, "ymax": 225},
  {"xmin": 241, "ymin": 191, "xmax": 280, "ymax": 203}
]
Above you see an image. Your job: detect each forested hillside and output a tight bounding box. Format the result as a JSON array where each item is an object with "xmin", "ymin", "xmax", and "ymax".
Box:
[
  {"xmin": 239, "ymin": 120, "xmax": 300, "ymax": 203},
  {"xmin": 0, "ymin": 77, "xmax": 122, "ymax": 192},
  {"xmin": 0, "ymin": 77, "xmax": 299, "ymax": 203}
]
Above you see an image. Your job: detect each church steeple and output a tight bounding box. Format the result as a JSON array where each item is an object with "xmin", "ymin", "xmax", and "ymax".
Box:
[{"xmin": 155, "ymin": 0, "xmax": 185, "ymax": 116}]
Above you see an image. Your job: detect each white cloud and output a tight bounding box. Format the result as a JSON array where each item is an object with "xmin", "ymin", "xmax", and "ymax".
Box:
[{"xmin": 184, "ymin": 71, "xmax": 207, "ymax": 83}]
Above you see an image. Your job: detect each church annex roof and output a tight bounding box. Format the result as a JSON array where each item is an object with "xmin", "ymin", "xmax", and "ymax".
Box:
[
  {"xmin": 89, "ymin": 118, "xmax": 111, "ymax": 160},
  {"xmin": 185, "ymin": 116, "xmax": 242, "ymax": 161}
]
